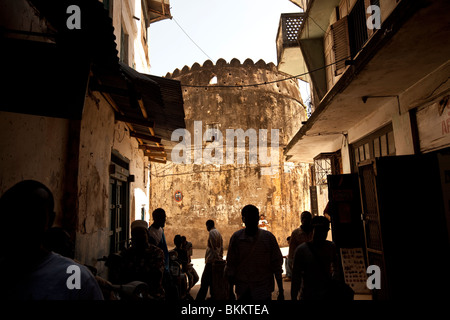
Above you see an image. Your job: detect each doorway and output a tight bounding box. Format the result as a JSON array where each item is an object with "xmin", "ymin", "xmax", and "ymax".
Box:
[{"xmin": 109, "ymin": 151, "xmax": 131, "ymax": 255}]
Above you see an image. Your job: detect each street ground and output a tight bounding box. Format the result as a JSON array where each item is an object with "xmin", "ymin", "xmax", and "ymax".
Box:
[
  {"xmin": 188, "ymin": 247, "xmax": 292, "ymax": 300},
  {"xmin": 188, "ymin": 247, "xmax": 371, "ymax": 300}
]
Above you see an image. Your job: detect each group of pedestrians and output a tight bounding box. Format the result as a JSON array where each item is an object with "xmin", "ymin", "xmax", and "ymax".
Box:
[
  {"xmin": 0, "ymin": 179, "xmax": 349, "ymax": 301},
  {"xmin": 195, "ymin": 205, "xmax": 348, "ymax": 301}
]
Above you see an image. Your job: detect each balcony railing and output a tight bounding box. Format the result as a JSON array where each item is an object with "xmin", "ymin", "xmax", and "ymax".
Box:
[{"xmin": 276, "ymin": 13, "xmax": 305, "ymax": 64}]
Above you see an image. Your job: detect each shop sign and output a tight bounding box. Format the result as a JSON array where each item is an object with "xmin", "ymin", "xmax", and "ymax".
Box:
[{"xmin": 416, "ymin": 97, "xmax": 450, "ymax": 152}]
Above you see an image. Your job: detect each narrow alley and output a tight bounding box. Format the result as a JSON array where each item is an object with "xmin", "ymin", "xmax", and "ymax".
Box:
[{"xmin": 1, "ymin": 0, "xmax": 450, "ymax": 313}]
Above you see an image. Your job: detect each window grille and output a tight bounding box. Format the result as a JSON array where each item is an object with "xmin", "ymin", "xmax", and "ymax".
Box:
[
  {"xmin": 314, "ymin": 153, "xmax": 333, "ymax": 185},
  {"xmin": 283, "ymin": 15, "xmax": 304, "ymax": 44},
  {"xmin": 348, "ymin": 0, "xmax": 369, "ymax": 57}
]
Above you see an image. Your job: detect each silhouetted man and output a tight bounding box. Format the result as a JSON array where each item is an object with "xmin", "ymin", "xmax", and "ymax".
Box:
[
  {"xmin": 120, "ymin": 220, "xmax": 165, "ymax": 299},
  {"xmin": 196, "ymin": 219, "xmax": 223, "ymax": 300},
  {"xmin": 0, "ymin": 180, "xmax": 103, "ymax": 300},
  {"xmin": 286, "ymin": 211, "xmax": 313, "ymax": 280},
  {"xmin": 148, "ymin": 208, "xmax": 169, "ymax": 271},
  {"xmin": 291, "ymin": 215, "xmax": 343, "ymax": 300},
  {"xmin": 225, "ymin": 204, "xmax": 284, "ymax": 301},
  {"xmin": 148, "ymin": 208, "xmax": 179, "ymax": 299}
]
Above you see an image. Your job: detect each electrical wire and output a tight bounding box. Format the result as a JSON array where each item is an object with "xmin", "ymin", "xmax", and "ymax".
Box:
[
  {"xmin": 179, "ymin": 55, "xmax": 351, "ymax": 88},
  {"xmin": 150, "ymin": 162, "xmax": 308, "ymax": 178},
  {"xmin": 172, "ymin": 17, "xmax": 215, "ymax": 63},
  {"xmin": 169, "ymin": 14, "xmax": 351, "ymax": 90},
  {"xmin": 307, "ymin": 15, "xmax": 327, "ymax": 34}
]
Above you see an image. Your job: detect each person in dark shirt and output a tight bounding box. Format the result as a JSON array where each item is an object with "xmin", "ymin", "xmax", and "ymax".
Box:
[
  {"xmin": 286, "ymin": 211, "xmax": 313, "ymax": 281},
  {"xmin": 173, "ymin": 235, "xmax": 198, "ymax": 291},
  {"xmin": 181, "ymin": 236, "xmax": 193, "ymax": 264},
  {"xmin": 173, "ymin": 234, "xmax": 189, "ymax": 271},
  {"xmin": 291, "ymin": 215, "xmax": 342, "ymax": 300},
  {"xmin": 148, "ymin": 208, "xmax": 169, "ymax": 271},
  {"xmin": 120, "ymin": 220, "xmax": 165, "ymax": 299},
  {"xmin": 225, "ymin": 204, "xmax": 284, "ymax": 301}
]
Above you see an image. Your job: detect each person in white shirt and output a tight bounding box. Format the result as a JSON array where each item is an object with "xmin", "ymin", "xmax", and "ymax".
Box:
[{"xmin": 195, "ymin": 219, "xmax": 223, "ymax": 300}]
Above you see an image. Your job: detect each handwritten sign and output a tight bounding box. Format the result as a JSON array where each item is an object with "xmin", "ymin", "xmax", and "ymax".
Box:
[{"xmin": 340, "ymin": 248, "xmax": 371, "ymax": 294}]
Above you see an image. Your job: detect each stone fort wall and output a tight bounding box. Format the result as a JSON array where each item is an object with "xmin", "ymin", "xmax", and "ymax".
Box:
[{"xmin": 150, "ymin": 58, "xmax": 312, "ymax": 249}]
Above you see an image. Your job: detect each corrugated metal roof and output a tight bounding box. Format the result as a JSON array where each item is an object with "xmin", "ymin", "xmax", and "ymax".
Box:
[
  {"xmin": 146, "ymin": 75, "xmax": 186, "ymax": 140},
  {"xmin": 25, "ymin": 0, "xmax": 186, "ymax": 153},
  {"xmin": 91, "ymin": 63, "xmax": 185, "ymax": 144},
  {"xmin": 29, "ymin": 0, "xmax": 119, "ymax": 69}
]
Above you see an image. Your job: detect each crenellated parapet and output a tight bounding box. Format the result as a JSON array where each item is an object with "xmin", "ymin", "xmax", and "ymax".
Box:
[
  {"xmin": 165, "ymin": 58, "xmax": 300, "ymax": 97},
  {"xmin": 165, "ymin": 58, "xmax": 278, "ymax": 78},
  {"xmin": 150, "ymin": 59, "xmax": 312, "ymax": 249},
  {"xmin": 164, "ymin": 58, "xmax": 306, "ymax": 147}
]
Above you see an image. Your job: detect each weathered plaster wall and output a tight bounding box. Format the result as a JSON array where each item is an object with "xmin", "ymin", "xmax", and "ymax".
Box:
[
  {"xmin": 0, "ymin": 112, "xmax": 70, "ymax": 223},
  {"xmin": 75, "ymin": 91, "xmax": 150, "ymax": 275},
  {"xmin": 112, "ymin": 0, "xmax": 150, "ymax": 73},
  {"xmin": 151, "ymin": 160, "xmax": 312, "ymax": 250},
  {"xmin": 75, "ymin": 92, "xmax": 115, "ymax": 269},
  {"xmin": 0, "ymin": 0, "xmax": 69, "ymax": 213},
  {"xmin": 111, "ymin": 118, "xmax": 151, "ymax": 222},
  {"xmin": 0, "ymin": 0, "xmax": 51, "ymax": 42},
  {"xmin": 150, "ymin": 59, "xmax": 312, "ymax": 249},
  {"xmin": 171, "ymin": 58, "xmax": 305, "ymax": 146},
  {"xmin": 0, "ymin": 92, "xmax": 150, "ymax": 276}
]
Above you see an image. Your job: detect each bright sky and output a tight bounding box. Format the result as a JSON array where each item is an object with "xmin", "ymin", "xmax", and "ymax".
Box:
[{"xmin": 148, "ymin": 0, "xmax": 302, "ymax": 77}]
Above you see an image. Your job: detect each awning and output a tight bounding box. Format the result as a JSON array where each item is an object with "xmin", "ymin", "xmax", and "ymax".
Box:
[
  {"xmin": 144, "ymin": 0, "xmax": 172, "ymax": 24},
  {"xmin": 285, "ymin": 0, "xmax": 450, "ymax": 163},
  {"xmin": 32, "ymin": 0, "xmax": 185, "ymax": 163},
  {"xmin": 1, "ymin": 0, "xmax": 185, "ymax": 163},
  {"xmin": 90, "ymin": 62, "xmax": 186, "ymax": 163}
]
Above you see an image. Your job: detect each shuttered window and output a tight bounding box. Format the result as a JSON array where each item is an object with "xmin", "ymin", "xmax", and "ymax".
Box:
[
  {"xmin": 120, "ymin": 26, "xmax": 129, "ymax": 65},
  {"xmin": 332, "ymin": 0, "xmax": 380, "ymax": 76},
  {"xmin": 331, "ymin": 16, "xmax": 350, "ymax": 76}
]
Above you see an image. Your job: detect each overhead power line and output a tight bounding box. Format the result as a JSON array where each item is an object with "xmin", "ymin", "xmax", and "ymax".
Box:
[
  {"xmin": 169, "ymin": 14, "xmax": 351, "ymax": 90},
  {"xmin": 150, "ymin": 162, "xmax": 307, "ymax": 178},
  {"xmin": 172, "ymin": 17, "xmax": 215, "ymax": 63},
  {"xmin": 178, "ymin": 56, "xmax": 352, "ymax": 88}
]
